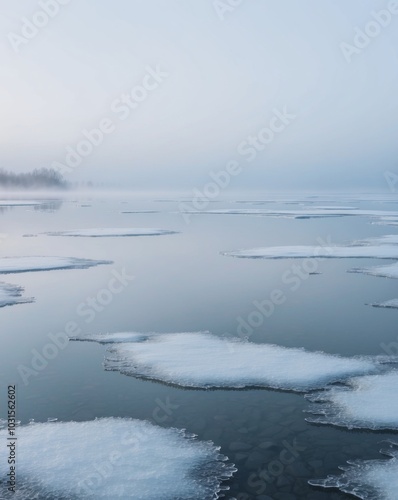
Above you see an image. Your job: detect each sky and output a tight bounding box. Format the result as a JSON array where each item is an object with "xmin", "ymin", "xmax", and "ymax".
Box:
[{"xmin": 0, "ymin": 0, "xmax": 397, "ymax": 191}]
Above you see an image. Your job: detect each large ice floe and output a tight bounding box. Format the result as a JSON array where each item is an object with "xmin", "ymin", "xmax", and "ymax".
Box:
[
  {"xmin": 309, "ymin": 442, "xmax": 398, "ymax": 500},
  {"xmin": 0, "ymin": 282, "xmax": 33, "ymax": 307},
  {"xmin": 306, "ymin": 371, "xmax": 398, "ymax": 431},
  {"xmin": 70, "ymin": 331, "xmax": 381, "ymax": 391},
  {"xmin": 45, "ymin": 228, "xmax": 178, "ymax": 237},
  {"xmin": 349, "ymin": 262, "xmax": 398, "ymax": 279},
  {"xmin": 0, "ymin": 418, "xmax": 235, "ymax": 499},
  {"xmin": 0, "ymin": 257, "xmax": 111, "ymax": 274},
  {"xmin": 222, "ymin": 245, "xmax": 398, "ymax": 259}
]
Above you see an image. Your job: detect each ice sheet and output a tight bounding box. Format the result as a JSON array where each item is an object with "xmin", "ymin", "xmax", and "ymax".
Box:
[
  {"xmin": 309, "ymin": 442, "xmax": 398, "ymax": 500},
  {"xmin": 306, "ymin": 372, "xmax": 398, "ymax": 430},
  {"xmin": 45, "ymin": 228, "xmax": 178, "ymax": 237},
  {"xmin": 222, "ymin": 245, "xmax": 398, "ymax": 259},
  {"xmin": 0, "ymin": 418, "xmax": 235, "ymax": 499},
  {"xmin": 349, "ymin": 263, "xmax": 398, "ymax": 279},
  {"xmin": 0, "ymin": 282, "xmax": 33, "ymax": 307},
  {"xmin": 0, "ymin": 257, "xmax": 112, "ymax": 274},
  {"xmin": 73, "ymin": 332, "xmax": 379, "ymax": 391}
]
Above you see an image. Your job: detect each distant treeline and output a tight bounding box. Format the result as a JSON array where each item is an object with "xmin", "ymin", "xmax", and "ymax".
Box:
[{"xmin": 0, "ymin": 168, "xmax": 68, "ymax": 190}]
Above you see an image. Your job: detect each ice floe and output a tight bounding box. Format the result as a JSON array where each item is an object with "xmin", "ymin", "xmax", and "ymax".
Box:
[
  {"xmin": 185, "ymin": 208, "xmax": 398, "ymax": 220},
  {"xmin": 368, "ymin": 299, "xmax": 398, "ymax": 309},
  {"xmin": 306, "ymin": 371, "xmax": 398, "ymax": 430},
  {"xmin": 0, "ymin": 257, "xmax": 112, "ymax": 274},
  {"xmin": 0, "ymin": 200, "xmax": 44, "ymax": 207},
  {"xmin": 45, "ymin": 228, "xmax": 178, "ymax": 237},
  {"xmin": 309, "ymin": 442, "xmax": 398, "ymax": 500},
  {"xmin": 222, "ymin": 245, "xmax": 398, "ymax": 259},
  {"xmin": 70, "ymin": 332, "xmax": 152, "ymax": 343},
  {"xmin": 0, "ymin": 282, "xmax": 33, "ymax": 308},
  {"xmin": 71, "ymin": 331, "xmax": 380, "ymax": 391},
  {"xmin": 349, "ymin": 262, "xmax": 398, "ymax": 279},
  {"xmin": 0, "ymin": 418, "xmax": 235, "ymax": 499},
  {"xmin": 358, "ymin": 235, "xmax": 398, "ymax": 245}
]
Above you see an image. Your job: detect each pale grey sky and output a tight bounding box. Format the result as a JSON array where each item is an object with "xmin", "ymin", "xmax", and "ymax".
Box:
[{"xmin": 1, "ymin": 0, "xmax": 397, "ymax": 190}]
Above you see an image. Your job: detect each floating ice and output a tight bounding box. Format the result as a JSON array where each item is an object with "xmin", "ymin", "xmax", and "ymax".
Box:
[
  {"xmin": 222, "ymin": 245, "xmax": 398, "ymax": 259},
  {"xmin": 0, "ymin": 418, "xmax": 235, "ymax": 499},
  {"xmin": 306, "ymin": 371, "xmax": 398, "ymax": 430},
  {"xmin": 0, "ymin": 257, "xmax": 112, "ymax": 274},
  {"xmin": 0, "ymin": 282, "xmax": 33, "ymax": 308},
  {"xmin": 70, "ymin": 332, "xmax": 153, "ymax": 343},
  {"xmin": 309, "ymin": 442, "xmax": 398, "ymax": 500},
  {"xmin": 0, "ymin": 200, "xmax": 44, "ymax": 207},
  {"xmin": 45, "ymin": 228, "xmax": 178, "ymax": 237},
  {"xmin": 368, "ymin": 299, "xmax": 398, "ymax": 309},
  {"xmin": 373, "ymin": 216, "xmax": 398, "ymax": 227},
  {"xmin": 186, "ymin": 208, "xmax": 398, "ymax": 220},
  {"xmin": 72, "ymin": 332, "xmax": 379, "ymax": 391},
  {"xmin": 349, "ymin": 262, "xmax": 398, "ymax": 279},
  {"xmin": 358, "ymin": 235, "xmax": 398, "ymax": 245}
]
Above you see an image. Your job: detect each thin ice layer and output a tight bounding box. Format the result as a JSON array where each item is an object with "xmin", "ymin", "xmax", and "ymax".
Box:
[
  {"xmin": 0, "ymin": 418, "xmax": 235, "ymax": 499},
  {"xmin": 75, "ymin": 332, "xmax": 378, "ymax": 391},
  {"xmin": 70, "ymin": 332, "xmax": 153, "ymax": 343},
  {"xmin": 0, "ymin": 256, "xmax": 112, "ymax": 274},
  {"xmin": 46, "ymin": 228, "xmax": 177, "ymax": 237},
  {"xmin": 0, "ymin": 200, "xmax": 43, "ymax": 207},
  {"xmin": 0, "ymin": 282, "xmax": 33, "ymax": 307},
  {"xmin": 306, "ymin": 372, "xmax": 398, "ymax": 430},
  {"xmin": 349, "ymin": 262, "xmax": 398, "ymax": 279},
  {"xmin": 358, "ymin": 235, "xmax": 398, "ymax": 245},
  {"xmin": 309, "ymin": 442, "xmax": 398, "ymax": 500},
  {"xmin": 222, "ymin": 245, "xmax": 398, "ymax": 259}
]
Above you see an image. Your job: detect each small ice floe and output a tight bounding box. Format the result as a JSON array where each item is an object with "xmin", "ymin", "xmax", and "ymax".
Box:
[
  {"xmin": 306, "ymin": 371, "xmax": 398, "ymax": 431},
  {"xmin": 0, "ymin": 282, "xmax": 33, "ymax": 308},
  {"xmin": 368, "ymin": 299, "xmax": 398, "ymax": 309},
  {"xmin": 70, "ymin": 332, "xmax": 153, "ymax": 344},
  {"xmin": 349, "ymin": 262, "xmax": 398, "ymax": 279},
  {"xmin": 45, "ymin": 228, "xmax": 178, "ymax": 237},
  {"xmin": 0, "ymin": 418, "xmax": 235, "ymax": 499},
  {"xmin": 0, "ymin": 200, "xmax": 44, "ymax": 207},
  {"xmin": 309, "ymin": 441, "xmax": 398, "ymax": 500},
  {"xmin": 183, "ymin": 208, "xmax": 398, "ymax": 220},
  {"xmin": 373, "ymin": 216, "xmax": 398, "ymax": 226},
  {"xmin": 0, "ymin": 257, "xmax": 112, "ymax": 274},
  {"xmin": 222, "ymin": 245, "xmax": 398, "ymax": 259},
  {"xmin": 72, "ymin": 331, "xmax": 379, "ymax": 391}
]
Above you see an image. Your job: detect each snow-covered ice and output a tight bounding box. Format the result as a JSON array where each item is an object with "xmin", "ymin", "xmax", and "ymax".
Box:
[
  {"xmin": 368, "ymin": 299, "xmax": 398, "ymax": 309},
  {"xmin": 310, "ymin": 442, "xmax": 398, "ymax": 500},
  {"xmin": 306, "ymin": 371, "xmax": 398, "ymax": 430},
  {"xmin": 222, "ymin": 245, "xmax": 398, "ymax": 259},
  {"xmin": 0, "ymin": 418, "xmax": 235, "ymax": 499},
  {"xmin": 72, "ymin": 331, "xmax": 379, "ymax": 391},
  {"xmin": 0, "ymin": 256, "xmax": 112, "ymax": 274},
  {"xmin": 349, "ymin": 262, "xmax": 398, "ymax": 279},
  {"xmin": 0, "ymin": 282, "xmax": 33, "ymax": 307},
  {"xmin": 45, "ymin": 228, "xmax": 178, "ymax": 237}
]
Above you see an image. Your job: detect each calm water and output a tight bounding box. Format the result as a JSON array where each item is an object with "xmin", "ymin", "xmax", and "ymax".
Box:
[{"xmin": 1, "ymin": 194, "xmax": 398, "ymax": 499}]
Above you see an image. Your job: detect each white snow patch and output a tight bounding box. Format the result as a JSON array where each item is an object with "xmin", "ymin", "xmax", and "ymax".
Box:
[
  {"xmin": 73, "ymin": 332, "xmax": 379, "ymax": 391},
  {"xmin": 45, "ymin": 228, "xmax": 178, "ymax": 237},
  {"xmin": 306, "ymin": 371, "xmax": 398, "ymax": 430},
  {"xmin": 310, "ymin": 442, "xmax": 398, "ymax": 500},
  {"xmin": 0, "ymin": 282, "xmax": 33, "ymax": 307},
  {"xmin": 0, "ymin": 418, "xmax": 235, "ymax": 499},
  {"xmin": 223, "ymin": 245, "xmax": 398, "ymax": 259},
  {"xmin": 0, "ymin": 257, "xmax": 112, "ymax": 274}
]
